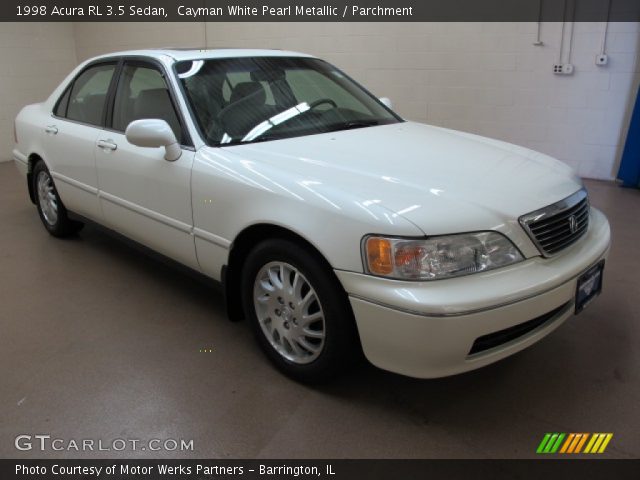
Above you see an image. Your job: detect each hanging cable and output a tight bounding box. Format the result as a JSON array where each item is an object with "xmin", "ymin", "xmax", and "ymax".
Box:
[
  {"xmin": 558, "ymin": 0, "xmax": 567, "ymax": 63},
  {"xmin": 567, "ymin": 0, "xmax": 576, "ymax": 64},
  {"xmin": 533, "ymin": 0, "xmax": 544, "ymax": 46},
  {"xmin": 600, "ymin": 0, "xmax": 612, "ymax": 54}
]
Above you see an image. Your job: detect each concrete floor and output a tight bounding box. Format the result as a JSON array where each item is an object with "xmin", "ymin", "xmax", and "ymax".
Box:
[{"xmin": 0, "ymin": 161, "xmax": 638, "ymax": 459}]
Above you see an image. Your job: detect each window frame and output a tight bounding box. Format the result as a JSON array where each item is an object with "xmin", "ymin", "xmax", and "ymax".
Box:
[
  {"xmin": 105, "ymin": 57, "xmax": 193, "ymax": 148},
  {"xmin": 51, "ymin": 56, "xmax": 193, "ymax": 148},
  {"xmin": 53, "ymin": 85, "xmax": 72, "ymax": 118},
  {"xmin": 52, "ymin": 60, "xmax": 119, "ymax": 127}
]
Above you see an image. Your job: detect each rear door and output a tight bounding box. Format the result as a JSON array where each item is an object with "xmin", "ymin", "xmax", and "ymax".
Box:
[
  {"xmin": 95, "ymin": 59, "xmax": 198, "ymax": 270},
  {"xmin": 42, "ymin": 62, "xmax": 117, "ymax": 220}
]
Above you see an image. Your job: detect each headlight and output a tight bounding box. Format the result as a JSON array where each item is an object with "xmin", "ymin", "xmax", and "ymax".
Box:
[{"xmin": 363, "ymin": 232, "xmax": 523, "ymax": 281}]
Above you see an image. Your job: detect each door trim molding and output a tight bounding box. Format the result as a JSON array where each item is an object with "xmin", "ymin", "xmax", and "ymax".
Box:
[
  {"xmin": 51, "ymin": 171, "xmax": 99, "ymax": 195},
  {"xmin": 52, "ymin": 171, "xmax": 231, "ymax": 249},
  {"xmin": 193, "ymin": 228, "xmax": 231, "ymax": 249},
  {"xmin": 98, "ymin": 190, "xmax": 192, "ymax": 234}
]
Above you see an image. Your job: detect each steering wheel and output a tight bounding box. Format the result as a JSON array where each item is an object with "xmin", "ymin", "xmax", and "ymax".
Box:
[{"xmin": 308, "ymin": 98, "xmax": 338, "ymax": 110}]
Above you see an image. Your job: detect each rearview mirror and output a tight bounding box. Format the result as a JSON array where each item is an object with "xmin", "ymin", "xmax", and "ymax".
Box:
[
  {"xmin": 379, "ymin": 97, "xmax": 393, "ymax": 110},
  {"xmin": 125, "ymin": 119, "xmax": 181, "ymax": 162}
]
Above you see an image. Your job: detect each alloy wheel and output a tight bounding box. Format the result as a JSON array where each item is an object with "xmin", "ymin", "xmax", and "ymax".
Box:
[
  {"xmin": 36, "ymin": 170, "xmax": 58, "ymax": 226},
  {"xmin": 253, "ymin": 261, "xmax": 326, "ymax": 364}
]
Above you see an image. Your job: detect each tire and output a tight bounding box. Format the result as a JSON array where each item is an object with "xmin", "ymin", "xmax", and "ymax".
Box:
[
  {"xmin": 241, "ymin": 238, "xmax": 359, "ymax": 383},
  {"xmin": 32, "ymin": 160, "xmax": 83, "ymax": 237}
]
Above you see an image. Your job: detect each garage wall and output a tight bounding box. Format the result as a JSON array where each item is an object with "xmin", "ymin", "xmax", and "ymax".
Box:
[
  {"xmin": 0, "ymin": 23, "xmax": 78, "ymax": 162},
  {"xmin": 29, "ymin": 22, "xmax": 640, "ymax": 180},
  {"xmin": 73, "ymin": 22, "xmax": 205, "ymax": 62},
  {"xmin": 205, "ymin": 22, "xmax": 640, "ymax": 180}
]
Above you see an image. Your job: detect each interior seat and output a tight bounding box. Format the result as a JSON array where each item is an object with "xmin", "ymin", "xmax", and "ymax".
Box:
[
  {"xmin": 68, "ymin": 93, "xmax": 106, "ymax": 126},
  {"xmin": 219, "ymin": 81, "xmax": 278, "ymax": 138},
  {"xmin": 133, "ymin": 88, "xmax": 182, "ymax": 141}
]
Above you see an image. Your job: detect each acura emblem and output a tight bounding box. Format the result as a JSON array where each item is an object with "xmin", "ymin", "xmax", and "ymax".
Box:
[{"xmin": 568, "ymin": 215, "xmax": 578, "ymax": 233}]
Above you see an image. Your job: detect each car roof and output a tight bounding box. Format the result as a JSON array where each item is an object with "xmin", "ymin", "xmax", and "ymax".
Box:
[{"xmin": 90, "ymin": 48, "xmax": 315, "ymax": 63}]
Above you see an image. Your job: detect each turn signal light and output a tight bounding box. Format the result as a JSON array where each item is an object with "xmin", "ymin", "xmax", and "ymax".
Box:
[{"xmin": 366, "ymin": 237, "xmax": 393, "ymax": 275}]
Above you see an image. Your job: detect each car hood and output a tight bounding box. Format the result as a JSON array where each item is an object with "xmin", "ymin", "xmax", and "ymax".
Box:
[{"xmin": 219, "ymin": 121, "xmax": 582, "ymax": 235}]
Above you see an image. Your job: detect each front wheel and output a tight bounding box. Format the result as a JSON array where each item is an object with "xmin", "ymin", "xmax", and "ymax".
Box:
[
  {"xmin": 32, "ymin": 160, "xmax": 83, "ymax": 237},
  {"xmin": 241, "ymin": 239, "xmax": 359, "ymax": 383}
]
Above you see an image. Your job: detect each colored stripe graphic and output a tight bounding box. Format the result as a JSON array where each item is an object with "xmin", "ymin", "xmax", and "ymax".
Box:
[
  {"xmin": 567, "ymin": 433, "xmax": 583, "ymax": 453},
  {"xmin": 536, "ymin": 433, "xmax": 565, "ymax": 453},
  {"xmin": 598, "ymin": 433, "xmax": 613, "ymax": 453},
  {"xmin": 536, "ymin": 433, "xmax": 552, "ymax": 453},
  {"xmin": 537, "ymin": 433, "xmax": 612, "ymax": 454},
  {"xmin": 574, "ymin": 433, "xmax": 589, "ymax": 453},
  {"xmin": 550, "ymin": 433, "xmax": 565, "ymax": 453},
  {"xmin": 584, "ymin": 434, "xmax": 599, "ymax": 453},
  {"xmin": 544, "ymin": 433, "xmax": 558, "ymax": 453},
  {"xmin": 559, "ymin": 433, "xmax": 575, "ymax": 453},
  {"xmin": 584, "ymin": 433, "xmax": 614, "ymax": 454}
]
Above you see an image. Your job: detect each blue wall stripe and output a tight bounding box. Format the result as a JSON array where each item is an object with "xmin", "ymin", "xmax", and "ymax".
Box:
[{"xmin": 618, "ymin": 84, "xmax": 640, "ymax": 188}]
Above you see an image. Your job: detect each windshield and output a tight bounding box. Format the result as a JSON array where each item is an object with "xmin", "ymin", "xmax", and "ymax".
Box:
[{"xmin": 175, "ymin": 56, "xmax": 402, "ymax": 146}]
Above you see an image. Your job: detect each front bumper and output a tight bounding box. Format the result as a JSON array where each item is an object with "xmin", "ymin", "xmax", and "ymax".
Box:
[{"xmin": 336, "ymin": 208, "xmax": 611, "ymax": 378}]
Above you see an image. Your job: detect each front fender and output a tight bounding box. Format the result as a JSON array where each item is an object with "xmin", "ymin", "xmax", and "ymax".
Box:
[{"xmin": 191, "ymin": 147, "xmax": 423, "ymax": 280}]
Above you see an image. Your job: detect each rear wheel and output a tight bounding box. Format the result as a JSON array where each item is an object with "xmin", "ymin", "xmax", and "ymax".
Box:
[
  {"xmin": 241, "ymin": 239, "xmax": 359, "ymax": 383},
  {"xmin": 32, "ymin": 160, "xmax": 83, "ymax": 237}
]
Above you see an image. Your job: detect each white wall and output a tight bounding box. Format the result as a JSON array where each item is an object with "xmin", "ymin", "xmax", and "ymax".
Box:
[
  {"xmin": 7, "ymin": 22, "xmax": 640, "ymax": 181},
  {"xmin": 73, "ymin": 22, "xmax": 205, "ymax": 63},
  {"xmin": 0, "ymin": 23, "xmax": 77, "ymax": 161},
  {"xmin": 203, "ymin": 22, "xmax": 640, "ymax": 180}
]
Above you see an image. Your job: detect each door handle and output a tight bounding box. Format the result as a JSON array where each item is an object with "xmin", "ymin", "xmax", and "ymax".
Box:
[
  {"xmin": 97, "ymin": 139, "xmax": 117, "ymax": 151},
  {"xmin": 44, "ymin": 125, "xmax": 58, "ymax": 135}
]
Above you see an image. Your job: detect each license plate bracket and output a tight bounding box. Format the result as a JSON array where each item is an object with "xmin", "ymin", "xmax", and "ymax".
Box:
[{"xmin": 575, "ymin": 260, "xmax": 604, "ymax": 314}]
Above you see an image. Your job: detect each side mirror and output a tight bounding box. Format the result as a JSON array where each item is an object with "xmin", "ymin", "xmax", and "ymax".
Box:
[
  {"xmin": 379, "ymin": 97, "xmax": 393, "ymax": 110},
  {"xmin": 125, "ymin": 119, "xmax": 181, "ymax": 162}
]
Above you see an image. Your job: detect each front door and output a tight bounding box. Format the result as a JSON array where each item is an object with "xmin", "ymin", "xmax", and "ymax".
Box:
[{"xmin": 95, "ymin": 60, "xmax": 198, "ymax": 270}]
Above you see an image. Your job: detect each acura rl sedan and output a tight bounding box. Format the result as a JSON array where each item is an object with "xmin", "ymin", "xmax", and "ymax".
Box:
[{"xmin": 13, "ymin": 49, "xmax": 610, "ymax": 382}]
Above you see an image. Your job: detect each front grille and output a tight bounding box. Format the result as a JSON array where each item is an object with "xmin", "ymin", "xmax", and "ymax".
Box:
[
  {"xmin": 519, "ymin": 189, "xmax": 590, "ymax": 257},
  {"xmin": 468, "ymin": 302, "xmax": 571, "ymax": 356}
]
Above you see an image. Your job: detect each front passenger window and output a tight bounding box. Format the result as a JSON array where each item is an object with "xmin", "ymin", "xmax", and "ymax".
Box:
[
  {"xmin": 66, "ymin": 64, "xmax": 116, "ymax": 126},
  {"xmin": 112, "ymin": 64, "xmax": 184, "ymax": 143}
]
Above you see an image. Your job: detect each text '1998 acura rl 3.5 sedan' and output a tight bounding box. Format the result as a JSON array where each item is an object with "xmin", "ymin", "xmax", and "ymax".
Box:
[{"xmin": 13, "ymin": 49, "xmax": 610, "ymax": 382}]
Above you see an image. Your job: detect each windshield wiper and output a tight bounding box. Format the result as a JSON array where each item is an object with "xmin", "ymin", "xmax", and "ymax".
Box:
[
  {"xmin": 219, "ymin": 120, "xmax": 381, "ymax": 146},
  {"xmin": 220, "ymin": 135, "xmax": 282, "ymax": 147},
  {"xmin": 324, "ymin": 119, "xmax": 380, "ymax": 133}
]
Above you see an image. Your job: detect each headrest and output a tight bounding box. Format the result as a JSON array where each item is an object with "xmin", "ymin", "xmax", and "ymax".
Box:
[
  {"xmin": 135, "ymin": 88, "xmax": 173, "ymax": 117},
  {"xmin": 134, "ymin": 88, "xmax": 180, "ymax": 140},
  {"xmin": 230, "ymin": 82, "xmax": 266, "ymax": 106}
]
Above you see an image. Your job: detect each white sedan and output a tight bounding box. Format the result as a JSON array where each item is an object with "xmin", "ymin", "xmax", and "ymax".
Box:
[{"xmin": 13, "ymin": 49, "xmax": 610, "ymax": 382}]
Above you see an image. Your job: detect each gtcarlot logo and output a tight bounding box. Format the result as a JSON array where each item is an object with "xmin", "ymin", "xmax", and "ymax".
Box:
[{"xmin": 15, "ymin": 434, "xmax": 194, "ymax": 452}]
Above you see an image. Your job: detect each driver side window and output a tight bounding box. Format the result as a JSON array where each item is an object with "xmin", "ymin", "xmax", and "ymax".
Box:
[{"xmin": 111, "ymin": 63, "xmax": 184, "ymax": 143}]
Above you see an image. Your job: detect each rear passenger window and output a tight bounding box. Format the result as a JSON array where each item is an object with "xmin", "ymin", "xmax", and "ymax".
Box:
[
  {"xmin": 111, "ymin": 64, "xmax": 184, "ymax": 142},
  {"xmin": 66, "ymin": 64, "xmax": 116, "ymax": 126}
]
